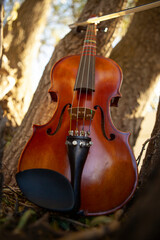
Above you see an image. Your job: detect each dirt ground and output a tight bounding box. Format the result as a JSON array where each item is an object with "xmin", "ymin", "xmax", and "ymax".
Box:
[{"xmin": 0, "ymin": 185, "xmax": 123, "ymax": 240}]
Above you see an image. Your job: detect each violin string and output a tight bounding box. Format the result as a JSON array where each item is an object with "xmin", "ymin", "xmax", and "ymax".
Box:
[
  {"xmin": 83, "ymin": 23, "xmax": 95, "ymax": 133},
  {"xmin": 76, "ymin": 25, "xmax": 90, "ymax": 133},
  {"xmin": 85, "ymin": 23, "xmax": 96, "ymax": 133},
  {"xmin": 83, "ymin": 25, "xmax": 92, "ymax": 131},
  {"xmin": 70, "ymin": 26, "xmax": 89, "ymax": 133},
  {"xmin": 90, "ymin": 24, "xmax": 96, "ymax": 133},
  {"xmin": 70, "ymin": 24, "xmax": 96, "ymax": 135}
]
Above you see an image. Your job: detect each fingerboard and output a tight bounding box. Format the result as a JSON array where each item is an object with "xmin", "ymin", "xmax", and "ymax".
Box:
[{"xmin": 74, "ymin": 23, "xmax": 96, "ymax": 92}]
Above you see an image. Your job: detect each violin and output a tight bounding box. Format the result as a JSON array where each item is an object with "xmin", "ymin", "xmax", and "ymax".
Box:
[{"xmin": 16, "ymin": 23, "xmax": 138, "ymax": 216}]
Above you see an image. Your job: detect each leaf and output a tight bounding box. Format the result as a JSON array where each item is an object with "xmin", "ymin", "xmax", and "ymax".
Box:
[
  {"xmin": 89, "ymin": 216, "xmax": 112, "ymax": 227},
  {"xmin": 59, "ymin": 220, "xmax": 70, "ymax": 231},
  {"xmin": 13, "ymin": 209, "xmax": 36, "ymax": 234}
]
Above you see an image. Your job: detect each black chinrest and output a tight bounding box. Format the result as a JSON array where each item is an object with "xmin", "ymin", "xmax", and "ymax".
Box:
[{"xmin": 16, "ymin": 168, "xmax": 74, "ymax": 211}]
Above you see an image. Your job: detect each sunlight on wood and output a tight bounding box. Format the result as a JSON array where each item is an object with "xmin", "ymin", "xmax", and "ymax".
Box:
[{"xmin": 134, "ymin": 76, "xmax": 160, "ymax": 170}]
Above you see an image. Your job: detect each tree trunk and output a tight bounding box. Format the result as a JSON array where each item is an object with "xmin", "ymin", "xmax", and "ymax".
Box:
[
  {"xmin": 139, "ymin": 100, "xmax": 160, "ymax": 187},
  {"xmin": 2, "ymin": 0, "xmax": 127, "ymax": 185},
  {"xmin": 110, "ymin": 0, "xmax": 160, "ymax": 146},
  {"xmin": 0, "ymin": 106, "xmax": 6, "ymax": 206},
  {"xmin": 0, "ymin": 1, "xmax": 4, "ymax": 207},
  {"xmin": 111, "ymin": 100, "xmax": 160, "ymax": 240},
  {"xmin": 1, "ymin": 0, "xmax": 51, "ymax": 126}
]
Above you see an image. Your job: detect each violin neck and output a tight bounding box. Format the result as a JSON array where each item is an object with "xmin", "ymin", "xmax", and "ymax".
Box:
[{"xmin": 74, "ymin": 23, "xmax": 97, "ymax": 92}]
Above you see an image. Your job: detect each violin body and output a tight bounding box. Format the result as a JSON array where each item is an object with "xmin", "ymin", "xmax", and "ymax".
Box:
[{"xmin": 17, "ymin": 54, "xmax": 138, "ymax": 215}]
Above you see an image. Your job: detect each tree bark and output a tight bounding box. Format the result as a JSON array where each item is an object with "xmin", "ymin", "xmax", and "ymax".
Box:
[
  {"xmin": 111, "ymin": 100, "xmax": 160, "ymax": 240},
  {"xmin": 0, "ymin": 0, "xmax": 4, "ymax": 207},
  {"xmin": 1, "ymin": 0, "xmax": 51, "ymax": 126},
  {"xmin": 0, "ymin": 106, "xmax": 6, "ymax": 207},
  {"xmin": 2, "ymin": 0, "xmax": 127, "ymax": 185},
  {"xmin": 139, "ymin": 100, "xmax": 160, "ymax": 187},
  {"xmin": 110, "ymin": 0, "xmax": 160, "ymax": 146}
]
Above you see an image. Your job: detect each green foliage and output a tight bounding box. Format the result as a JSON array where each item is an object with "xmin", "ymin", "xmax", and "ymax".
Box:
[{"xmin": 13, "ymin": 209, "xmax": 36, "ymax": 234}]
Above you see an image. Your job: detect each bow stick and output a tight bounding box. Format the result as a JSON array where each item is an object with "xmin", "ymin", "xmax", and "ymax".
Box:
[{"xmin": 69, "ymin": 1, "xmax": 160, "ymax": 29}]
